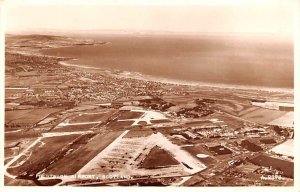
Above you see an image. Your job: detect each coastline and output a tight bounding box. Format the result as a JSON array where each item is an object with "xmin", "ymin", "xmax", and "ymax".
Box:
[
  {"xmin": 5, "ymin": 34, "xmax": 295, "ymax": 187},
  {"xmin": 59, "ymin": 59, "xmax": 294, "ymax": 95}
]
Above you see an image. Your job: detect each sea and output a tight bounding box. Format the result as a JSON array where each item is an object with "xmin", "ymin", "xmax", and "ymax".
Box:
[{"xmin": 42, "ymin": 34, "xmax": 294, "ymax": 90}]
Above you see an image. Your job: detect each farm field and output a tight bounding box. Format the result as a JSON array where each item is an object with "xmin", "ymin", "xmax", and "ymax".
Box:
[
  {"xmin": 212, "ymin": 100, "xmax": 251, "ymax": 116},
  {"xmin": 162, "ymin": 95, "xmax": 197, "ymax": 106},
  {"xmin": 237, "ymin": 106, "xmax": 260, "ymax": 117},
  {"xmin": 240, "ymin": 108, "xmax": 288, "ymax": 124},
  {"xmin": 5, "ymin": 110, "xmax": 33, "ymax": 122},
  {"xmin": 6, "ymin": 108, "xmax": 62, "ymax": 127},
  {"xmin": 268, "ymin": 112, "xmax": 294, "ymax": 127}
]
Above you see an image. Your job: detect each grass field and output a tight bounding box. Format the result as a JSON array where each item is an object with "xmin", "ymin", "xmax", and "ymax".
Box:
[
  {"xmin": 123, "ymin": 129, "xmax": 154, "ymax": 138},
  {"xmin": 150, "ymin": 119, "xmax": 171, "ymax": 124},
  {"xmin": 69, "ymin": 111, "xmax": 114, "ymax": 123},
  {"xmin": 270, "ymin": 139, "xmax": 293, "ymax": 157},
  {"xmin": 208, "ymin": 145, "xmax": 232, "ymax": 155},
  {"xmin": 5, "ymin": 176, "xmax": 37, "ymax": 186},
  {"xmin": 241, "ymin": 140, "xmax": 263, "ymax": 152},
  {"xmin": 52, "ymin": 124, "xmax": 96, "ymax": 132},
  {"xmin": 5, "ymin": 130, "xmax": 40, "ymax": 140},
  {"xmin": 260, "ymin": 138, "xmax": 277, "ymax": 144},
  {"xmin": 69, "ymin": 113, "xmax": 104, "ymax": 123},
  {"xmin": 250, "ymin": 154, "xmax": 293, "ymax": 178},
  {"xmin": 5, "ymin": 110, "xmax": 33, "ymax": 122},
  {"xmin": 240, "ymin": 108, "xmax": 288, "ymax": 125},
  {"xmin": 268, "ymin": 112, "xmax": 294, "ymax": 127},
  {"xmin": 212, "ymin": 100, "xmax": 250, "ymax": 116},
  {"xmin": 182, "ymin": 145, "xmax": 215, "ymax": 165},
  {"xmin": 117, "ymin": 110, "xmax": 144, "ymax": 120},
  {"xmin": 7, "ymin": 108, "xmax": 62, "ymax": 126},
  {"xmin": 237, "ymin": 106, "xmax": 260, "ymax": 117},
  {"xmin": 209, "ymin": 113, "xmax": 245, "ymax": 129},
  {"xmin": 162, "ymin": 95, "xmax": 197, "ymax": 106},
  {"xmin": 140, "ymin": 146, "xmax": 179, "ymax": 169},
  {"xmin": 108, "ymin": 120, "xmax": 134, "ymax": 129},
  {"xmin": 45, "ymin": 131, "xmax": 123, "ymax": 175},
  {"xmin": 7, "ymin": 134, "xmax": 80, "ymax": 176}
]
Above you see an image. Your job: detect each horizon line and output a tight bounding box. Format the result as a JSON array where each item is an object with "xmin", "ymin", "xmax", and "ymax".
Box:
[{"xmin": 5, "ymin": 29, "xmax": 293, "ymax": 38}]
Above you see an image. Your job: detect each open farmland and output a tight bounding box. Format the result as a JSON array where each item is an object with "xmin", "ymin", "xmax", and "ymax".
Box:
[
  {"xmin": 5, "ymin": 110, "xmax": 33, "ymax": 123},
  {"xmin": 268, "ymin": 112, "xmax": 294, "ymax": 127},
  {"xmin": 237, "ymin": 106, "xmax": 260, "ymax": 117},
  {"xmin": 162, "ymin": 95, "xmax": 197, "ymax": 106},
  {"xmin": 7, "ymin": 108, "xmax": 62, "ymax": 127},
  {"xmin": 212, "ymin": 100, "xmax": 251, "ymax": 116},
  {"xmin": 240, "ymin": 108, "xmax": 288, "ymax": 124}
]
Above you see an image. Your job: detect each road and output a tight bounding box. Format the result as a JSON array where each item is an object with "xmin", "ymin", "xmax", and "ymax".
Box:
[{"xmin": 4, "ymin": 137, "xmax": 43, "ymax": 179}]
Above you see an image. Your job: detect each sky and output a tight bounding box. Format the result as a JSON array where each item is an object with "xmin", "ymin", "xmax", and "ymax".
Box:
[{"xmin": 3, "ymin": 0, "xmax": 295, "ymax": 36}]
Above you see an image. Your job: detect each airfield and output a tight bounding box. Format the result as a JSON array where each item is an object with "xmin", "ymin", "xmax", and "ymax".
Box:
[{"xmin": 4, "ymin": 34, "xmax": 294, "ymax": 186}]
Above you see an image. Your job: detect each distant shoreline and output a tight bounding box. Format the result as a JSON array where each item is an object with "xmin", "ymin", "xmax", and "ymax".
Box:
[
  {"xmin": 59, "ymin": 60, "xmax": 294, "ymax": 94},
  {"xmin": 41, "ymin": 34, "xmax": 293, "ymax": 92}
]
